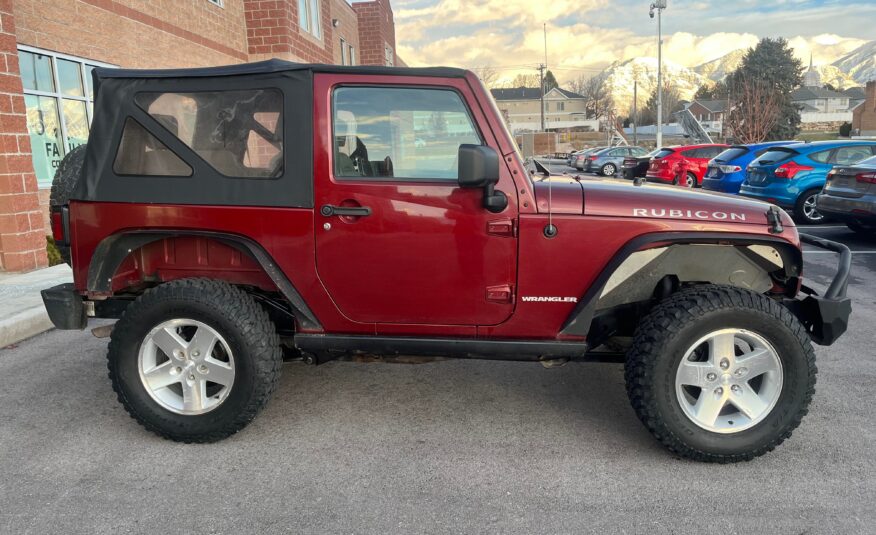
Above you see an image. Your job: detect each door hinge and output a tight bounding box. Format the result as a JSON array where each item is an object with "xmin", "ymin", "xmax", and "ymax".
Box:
[
  {"xmin": 485, "ymin": 284, "xmax": 514, "ymax": 304},
  {"xmin": 487, "ymin": 218, "xmax": 517, "ymax": 237}
]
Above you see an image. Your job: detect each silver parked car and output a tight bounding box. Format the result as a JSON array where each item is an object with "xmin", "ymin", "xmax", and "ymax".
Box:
[
  {"xmin": 817, "ymin": 154, "xmax": 876, "ymax": 234},
  {"xmin": 587, "ymin": 146, "xmax": 650, "ymax": 176},
  {"xmin": 573, "ymin": 147, "xmax": 608, "ymax": 170}
]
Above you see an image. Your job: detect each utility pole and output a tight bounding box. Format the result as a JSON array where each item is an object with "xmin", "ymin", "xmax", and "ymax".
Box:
[
  {"xmin": 538, "ymin": 63, "xmax": 546, "ymax": 131},
  {"xmin": 632, "ymin": 80, "xmax": 638, "ymax": 145},
  {"xmin": 542, "ymin": 22, "xmax": 548, "ymax": 132},
  {"xmin": 650, "ymin": 1, "xmax": 668, "ymax": 148}
]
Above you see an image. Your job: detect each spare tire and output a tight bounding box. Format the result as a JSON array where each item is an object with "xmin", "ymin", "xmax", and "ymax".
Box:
[{"xmin": 49, "ymin": 145, "xmax": 87, "ymax": 266}]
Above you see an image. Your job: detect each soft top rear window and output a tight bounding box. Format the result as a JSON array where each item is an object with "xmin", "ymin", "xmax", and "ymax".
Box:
[
  {"xmin": 754, "ymin": 148, "xmax": 798, "ymax": 165},
  {"xmin": 714, "ymin": 146, "xmax": 749, "ymax": 162},
  {"xmin": 654, "ymin": 148, "xmax": 675, "ymax": 158}
]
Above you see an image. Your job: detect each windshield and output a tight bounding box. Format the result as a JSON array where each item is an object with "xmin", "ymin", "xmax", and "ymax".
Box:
[
  {"xmin": 654, "ymin": 148, "xmax": 675, "ymax": 159},
  {"xmin": 714, "ymin": 146, "xmax": 749, "ymax": 163},
  {"xmin": 753, "ymin": 148, "xmax": 798, "ymax": 165}
]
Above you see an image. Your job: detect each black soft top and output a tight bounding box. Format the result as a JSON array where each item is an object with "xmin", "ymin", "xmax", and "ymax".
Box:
[{"xmin": 94, "ymin": 59, "xmax": 468, "ymax": 81}]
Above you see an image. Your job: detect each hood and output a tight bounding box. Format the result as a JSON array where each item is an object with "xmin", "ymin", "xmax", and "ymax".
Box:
[
  {"xmin": 579, "ymin": 178, "xmax": 794, "ymax": 226},
  {"xmin": 532, "ymin": 178, "xmax": 584, "ymax": 214}
]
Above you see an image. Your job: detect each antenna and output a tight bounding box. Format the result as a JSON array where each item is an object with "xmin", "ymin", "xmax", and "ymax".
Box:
[{"xmin": 542, "ymin": 21, "xmax": 557, "ymax": 238}]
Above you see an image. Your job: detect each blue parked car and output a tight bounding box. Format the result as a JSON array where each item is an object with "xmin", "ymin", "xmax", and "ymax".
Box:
[
  {"xmin": 702, "ymin": 142, "xmax": 794, "ymax": 194},
  {"xmin": 739, "ymin": 140, "xmax": 876, "ymax": 224}
]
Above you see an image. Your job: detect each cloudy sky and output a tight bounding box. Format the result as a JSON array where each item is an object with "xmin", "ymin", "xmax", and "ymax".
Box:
[{"xmin": 390, "ymin": 0, "xmax": 876, "ymax": 83}]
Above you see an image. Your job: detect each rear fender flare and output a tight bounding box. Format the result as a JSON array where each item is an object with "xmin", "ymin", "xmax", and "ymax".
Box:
[
  {"xmin": 86, "ymin": 230, "xmax": 321, "ymax": 330},
  {"xmin": 560, "ymin": 232, "xmax": 803, "ymax": 337}
]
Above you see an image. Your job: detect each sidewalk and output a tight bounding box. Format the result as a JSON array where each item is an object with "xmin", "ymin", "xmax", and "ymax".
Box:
[{"xmin": 0, "ymin": 264, "xmax": 73, "ymax": 347}]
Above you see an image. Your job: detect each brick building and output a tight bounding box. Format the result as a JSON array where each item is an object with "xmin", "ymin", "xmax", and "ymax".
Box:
[
  {"xmin": 852, "ymin": 81, "xmax": 876, "ymax": 137},
  {"xmin": 0, "ymin": 0, "xmax": 402, "ymax": 272}
]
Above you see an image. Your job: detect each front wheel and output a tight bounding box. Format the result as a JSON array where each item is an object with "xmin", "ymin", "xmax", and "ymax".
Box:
[
  {"xmin": 107, "ymin": 279, "xmax": 283, "ymax": 442},
  {"xmin": 625, "ymin": 285, "xmax": 816, "ymax": 462},
  {"xmin": 601, "ymin": 163, "xmax": 617, "ymax": 176},
  {"xmin": 795, "ymin": 189, "xmax": 825, "ymax": 225}
]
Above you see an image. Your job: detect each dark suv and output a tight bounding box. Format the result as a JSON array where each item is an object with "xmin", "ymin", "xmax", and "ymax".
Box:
[{"xmin": 41, "ymin": 60, "xmax": 851, "ymax": 462}]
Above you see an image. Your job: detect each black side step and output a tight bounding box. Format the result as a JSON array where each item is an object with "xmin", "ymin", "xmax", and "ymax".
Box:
[{"xmin": 294, "ymin": 334, "xmax": 591, "ymax": 362}]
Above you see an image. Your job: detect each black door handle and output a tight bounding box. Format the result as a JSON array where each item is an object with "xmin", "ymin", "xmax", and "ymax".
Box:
[{"xmin": 320, "ymin": 204, "xmax": 372, "ymax": 217}]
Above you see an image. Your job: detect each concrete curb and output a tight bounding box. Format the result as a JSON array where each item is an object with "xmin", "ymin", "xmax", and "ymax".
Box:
[{"xmin": 0, "ymin": 305, "xmax": 53, "ymax": 348}]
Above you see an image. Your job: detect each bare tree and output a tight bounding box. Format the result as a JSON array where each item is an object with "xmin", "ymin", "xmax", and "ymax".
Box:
[
  {"xmin": 566, "ymin": 74, "xmax": 587, "ymax": 96},
  {"xmin": 580, "ymin": 73, "xmax": 615, "ymax": 121},
  {"xmin": 725, "ymin": 75, "xmax": 782, "ymax": 144},
  {"xmin": 472, "ymin": 65, "xmax": 500, "ymax": 89},
  {"xmin": 509, "ymin": 72, "xmax": 541, "ymax": 88}
]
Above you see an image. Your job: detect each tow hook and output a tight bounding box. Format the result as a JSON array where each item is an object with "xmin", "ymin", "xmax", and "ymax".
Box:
[{"xmin": 766, "ymin": 206, "xmax": 784, "ymax": 234}]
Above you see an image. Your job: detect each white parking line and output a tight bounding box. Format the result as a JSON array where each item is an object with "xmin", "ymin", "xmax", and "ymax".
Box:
[{"xmin": 803, "ymin": 251, "xmax": 876, "ymax": 254}]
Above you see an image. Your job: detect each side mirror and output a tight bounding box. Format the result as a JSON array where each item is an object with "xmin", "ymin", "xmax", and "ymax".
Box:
[{"xmin": 458, "ymin": 144, "xmax": 507, "ymax": 213}]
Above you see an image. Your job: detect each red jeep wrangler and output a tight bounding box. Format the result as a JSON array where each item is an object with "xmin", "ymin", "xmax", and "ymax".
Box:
[{"xmin": 41, "ymin": 61, "xmax": 851, "ymax": 462}]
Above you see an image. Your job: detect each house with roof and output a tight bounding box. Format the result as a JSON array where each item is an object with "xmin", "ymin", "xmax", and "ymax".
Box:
[
  {"xmin": 852, "ymin": 81, "xmax": 876, "ymax": 137},
  {"xmin": 791, "ymin": 86, "xmax": 855, "ymax": 123},
  {"xmin": 490, "ymin": 87, "xmax": 599, "ymax": 134}
]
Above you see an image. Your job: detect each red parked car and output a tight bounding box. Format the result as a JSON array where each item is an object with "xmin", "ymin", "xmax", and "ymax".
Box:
[
  {"xmin": 647, "ymin": 144, "xmax": 729, "ymax": 187},
  {"xmin": 40, "ymin": 60, "xmax": 851, "ymax": 462}
]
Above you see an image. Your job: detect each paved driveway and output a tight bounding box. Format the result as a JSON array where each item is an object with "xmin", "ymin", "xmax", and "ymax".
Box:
[{"xmin": 0, "ymin": 225, "xmax": 873, "ymax": 534}]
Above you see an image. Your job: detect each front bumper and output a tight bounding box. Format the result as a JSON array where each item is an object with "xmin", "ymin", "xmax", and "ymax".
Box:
[{"xmin": 784, "ymin": 233, "xmax": 852, "ymax": 346}]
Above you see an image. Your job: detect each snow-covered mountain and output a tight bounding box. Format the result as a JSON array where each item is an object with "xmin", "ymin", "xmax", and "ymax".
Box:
[
  {"xmin": 833, "ymin": 40, "xmax": 876, "ymax": 84},
  {"xmin": 603, "ymin": 57, "xmax": 708, "ymax": 115},
  {"xmin": 811, "ymin": 65, "xmax": 858, "ymax": 89},
  {"xmin": 694, "ymin": 50, "xmax": 745, "ymax": 82}
]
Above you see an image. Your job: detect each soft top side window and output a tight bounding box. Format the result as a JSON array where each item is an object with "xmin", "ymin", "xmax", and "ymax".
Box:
[
  {"xmin": 113, "ymin": 117, "xmax": 193, "ymax": 177},
  {"xmin": 332, "ymin": 86, "xmax": 482, "ymax": 181},
  {"xmin": 135, "ymin": 89, "xmax": 283, "ymax": 178}
]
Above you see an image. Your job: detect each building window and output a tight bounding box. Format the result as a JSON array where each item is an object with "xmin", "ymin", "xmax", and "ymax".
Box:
[
  {"xmin": 340, "ymin": 38, "xmax": 347, "ymax": 65},
  {"xmin": 298, "ymin": 0, "xmax": 321, "ymax": 39},
  {"xmin": 19, "ymin": 46, "xmax": 114, "ymax": 187},
  {"xmin": 557, "ymin": 102, "xmax": 565, "ymax": 112},
  {"xmin": 384, "ymin": 45, "xmax": 394, "ymax": 67},
  {"xmin": 206, "ymin": 0, "xmax": 223, "ymax": 7},
  {"xmin": 348, "ymin": 45, "xmax": 355, "ymax": 66}
]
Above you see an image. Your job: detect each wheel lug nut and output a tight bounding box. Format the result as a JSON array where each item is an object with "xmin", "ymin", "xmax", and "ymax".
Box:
[
  {"xmin": 719, "ymin": 358, "xmax": 730, "ymax": 370},
  {"xmin": 198, "ymin": 365, "xmax": 208, "ymax": 373},
  {"xmin": 734, "ymin": 367, "xmax": 748, "ymax": 377},
  {"xmin": 706, "ymin": 372, "xmax": 717, "ymax": 382},
  {"xmin": 731, "ymin": 384, "xmax": 741, "ymax": 394},
  {"xmin": 715, "ymin": 387, "xmax": 724, "ymax": 396},
  {"xmin": 188, "ymin": 374, "xmax": 195, "ymax": 381},
  {"xmin": 192, "ymin": 350, "xmax": 200, "ymax": 357}
]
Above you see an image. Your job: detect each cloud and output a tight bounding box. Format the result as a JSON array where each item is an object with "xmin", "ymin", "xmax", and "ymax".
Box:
[{"xmin": 394, "ymin": 0, "xmax": 873, "ymax": 86}]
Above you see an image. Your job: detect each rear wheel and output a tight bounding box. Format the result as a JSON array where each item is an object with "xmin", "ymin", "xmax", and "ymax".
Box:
[
  {"xmin": 107, "ymin": 279, "xmax": 283, "ymax": 442},
  {"xmin": 794, "ymin": 189, "xmax": 825, "ymax": 225},
  {"xmin": 49, "ymin": 145, "xmax": 87, "ymax": 265},
  {"xmin": 625, "ymin": 284, "xmax": 816, "ymax": 462},
  {"xmin": 684, "ymin": 172, "xmax": 697, "ymax": 188},
  {"xmin": 601, "ymin": 163, "xmax": 617, "ymax": 176}
]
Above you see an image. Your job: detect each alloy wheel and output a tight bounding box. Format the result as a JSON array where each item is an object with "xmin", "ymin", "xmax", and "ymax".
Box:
[
  {"xmin": 138, "ymin": 318, "xmax": 236, "ymax": 415},
  {"xmin": 675, "ymin": 328, "xmax": 783, "ymax": 434},
  {"xmin": 802, "ymin": 194, "xmax": 823, "ymax": 222}
]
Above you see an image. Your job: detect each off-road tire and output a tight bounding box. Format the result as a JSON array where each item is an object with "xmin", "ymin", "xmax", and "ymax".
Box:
[
  {"xmin": 624, "ymin": 284, "xmax": 817, "ymax": 463},
  {"xmin": 107, "ymin": 279, "xmax": 283, "ymax": 443},
  {"xmin": 601, "ymin": 163, "xmax": 617, "ymax": 177},
  {"xmin": 794, "ymin": 188, "xmax": 825, "ymax": 225},
  {"xmin": 48, "ymin": 144, "xmax": 87, "ymax": 265}
]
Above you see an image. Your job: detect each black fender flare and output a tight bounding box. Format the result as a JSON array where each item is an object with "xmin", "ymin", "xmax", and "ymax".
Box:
[
  {"xmin": 86, "ymin": 230, "xmax": 321, "ymax": 330},
  {"xmin": 560, "ymin": 232, "xmax": 803, "ymax": 337}
]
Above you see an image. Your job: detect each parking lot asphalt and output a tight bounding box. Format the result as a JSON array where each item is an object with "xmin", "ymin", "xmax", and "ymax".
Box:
[{"xmin": 1, "ymin": 224, "xmax": 874, "ymax": 534}]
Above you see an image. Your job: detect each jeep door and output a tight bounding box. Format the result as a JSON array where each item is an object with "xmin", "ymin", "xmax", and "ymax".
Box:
[{"xmin": 312, "ymin": 74, "xmax": 519, "ymax": 327}]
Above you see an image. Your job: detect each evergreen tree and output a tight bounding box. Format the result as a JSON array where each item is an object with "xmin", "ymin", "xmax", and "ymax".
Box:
[
  {"xmin": 726, "ymin": 38, "xmax": 803, "ymax": 140},
  {"xmin": 543, "ymin": 70, "xmax": 559, "ymax": 92}
]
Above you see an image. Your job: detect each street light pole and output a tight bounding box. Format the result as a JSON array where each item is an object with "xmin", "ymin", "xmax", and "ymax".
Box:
[{"xmin": 650, "ymin": 1, "xmax": 667, "ymax": 148}]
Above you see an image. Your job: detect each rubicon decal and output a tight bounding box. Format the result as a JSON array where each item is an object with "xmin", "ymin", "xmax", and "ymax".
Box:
[
  {"xmin": 521, "ymin": 296, "xmax": 579, "ymax": 303},
  {"xmin": 632, "ymin": 208, "xmax": 747, "ymax": 221}
]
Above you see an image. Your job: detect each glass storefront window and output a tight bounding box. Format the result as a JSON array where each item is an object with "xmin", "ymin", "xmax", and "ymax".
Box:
[{"xmin": 18, "ymin": 46, "xmax": 114, "ymax": 186}]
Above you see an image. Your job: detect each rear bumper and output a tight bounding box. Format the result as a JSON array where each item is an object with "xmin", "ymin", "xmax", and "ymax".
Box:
[
  {"xmin": 784, "ymin": 234, "xmax": 852, "ymax": 346},
  {"xmin": 40, "ymin": 283, "xmax": 87, "ymax": 330},
  {"xmin": 816, "ymin": 193, "xmax": 876, "ymax": 223},
  {"xmin": 702, "ymin": 174, "xmax": 745, "ymax": 193}
]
